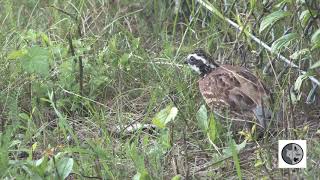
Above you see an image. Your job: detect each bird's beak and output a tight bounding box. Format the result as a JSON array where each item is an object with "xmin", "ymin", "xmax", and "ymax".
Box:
[{"xmin": 183, "ymin": 59, "xmax": 189, "ymax": 64}]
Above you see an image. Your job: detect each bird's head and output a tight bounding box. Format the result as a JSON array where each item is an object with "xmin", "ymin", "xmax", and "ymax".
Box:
[{"xmin": 185, "ymin": 49, "xmax": 219, "ymax": 76}]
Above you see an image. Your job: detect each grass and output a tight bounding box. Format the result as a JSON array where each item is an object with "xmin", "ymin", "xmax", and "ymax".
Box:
[{"xmin": 0, "ymin": 0, "xmax": 320, "ymax": 179}]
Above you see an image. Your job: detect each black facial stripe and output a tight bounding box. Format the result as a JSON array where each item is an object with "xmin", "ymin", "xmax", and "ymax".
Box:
[
  {"xmin": 189, "ymin": 57, "xmax": 201, "ymax": 65},
  {"xmin": 195, "ymin": 60, "xmax": 204, "ymax": 66}
]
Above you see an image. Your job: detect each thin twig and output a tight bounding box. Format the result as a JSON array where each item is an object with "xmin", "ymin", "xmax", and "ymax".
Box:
[
  {"xmin": 50, "ymin": 5, "xmax": 77, "ymax": 20},
  {"xmin": 58, "ymin": 85, "xmax": 113, "ymax": 111}
]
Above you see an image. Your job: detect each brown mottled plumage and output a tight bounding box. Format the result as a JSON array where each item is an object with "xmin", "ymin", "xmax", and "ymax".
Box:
[{"xmin": 186, "ymin": 49, "xmax": 272, "ymax": 129}]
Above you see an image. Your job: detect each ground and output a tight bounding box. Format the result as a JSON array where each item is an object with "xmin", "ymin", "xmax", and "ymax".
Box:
[{"xmin": 0, "ymin": 0, "xmax": 320, "ymax": 179}]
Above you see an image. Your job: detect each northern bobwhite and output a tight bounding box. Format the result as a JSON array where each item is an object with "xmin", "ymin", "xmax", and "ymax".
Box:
[{"xmin": 185, "ymin": 49, "xmax": 272, "ymax": 129}]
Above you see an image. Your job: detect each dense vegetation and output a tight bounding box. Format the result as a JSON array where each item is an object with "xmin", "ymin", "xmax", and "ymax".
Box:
[{"xmin": 1, "ymin": 0, "xmax": 320, "ymax": 179}]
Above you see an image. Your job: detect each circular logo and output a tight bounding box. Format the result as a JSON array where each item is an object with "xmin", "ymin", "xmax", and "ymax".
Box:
[{"xmin": 281, "ymin": 143, "xmax": 304, "ymax": 165}]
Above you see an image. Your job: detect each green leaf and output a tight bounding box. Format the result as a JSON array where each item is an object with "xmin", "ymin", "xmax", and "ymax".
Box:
[
  {"xmin": 19, "ymin": 113, "xmax": 30, "ymax": 121},
  {"xmin": 119, "ymin": 53, "xmax": 130, "ymax": 66},
  {"xmin": 254, "ymin": 159, "xmax": 264, "ymax": 168},
  {"xmin": 290, "ymin": 86, "xmax": 301, "ymax": 104},
  {"xmin": 275, "ymin": 0, "xmax": 293, "ymax": 8},
  {"xmin": 299, "ymin": 10, "xmax": 313, "ymax": 27},
  {"xmin": 289, "ymin": 49, "xmax": 310, "ymax": 60},
  {"xmin": 171, "ymin": 175, "xmax": 182, "ymax": 180},
  {"xmin": 133, "ymin": 171, "xmax": 151, "ymax": 180},
  {"xmin": 8, "ymin": 49, "xmax": 27, "ymax": 59},
  {"xmin": 296, "ymin": 0, "xmax": 306, "ymax": 5},
  {"xmin": 229, "ymin": 139, "xmax": 242, "ymax": 179},
  {"xmin": 152, "ymin": 106, "xmax": 178, "ymax": 128},
  {"xmin": 197, "ymin": 0, "xmax": 224, "ymax": 19},
  {"xmin": 196, "ymin": 105, "xmax": 208, "ymax": 131},
  {"xmin": 127, "ymin": 142, "xmax": 146, "ymax": 172},
  {"xmin": 40, "ymin": 33, "xmax": 50, "ymax": 45},
  {"xmin": 34, "ymin": 156, "xmax": 45, "ymax": 167},
  {"xmin": 223, "ymin": 140, "xmax": 247, "ymax": 157},
  {"xmin": 57, "ymin": 157, "xmax": 73, "ymax": 179},
  {"xmin": 271, "ymin": 33, "xmax": 298, "ymax": 53},
  {"xmin": 250, "ymin": 0, "xmax": 256, "ymax": 11},
  {"xmin": 259, "ymin": 11, "xmax": 291, "ymax": 33},
  {"xmin": 21, "ymin": 46, "xmax": 50, "ymax": 77},
  {"xmin": 311, "ymin": 29, "xmax": 320, "ymax": 49},
  {"xmin": 132, "ymin": 37, "xmax": 140, "ymax": 50},
  {"xmin": 310, "ymin": 61, "xmax": 320, "ymax": 69},
  {"xmin": 207, "ymin": 113, "xmax": 217, "ymax": 142},
  {"xmin": 294, "ymin": 74, "xmax": 307, "ymax": 92}
]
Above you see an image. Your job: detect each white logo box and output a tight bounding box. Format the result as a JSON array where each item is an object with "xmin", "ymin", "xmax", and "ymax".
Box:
[{"xmin": 278, "ymin": 140, "xmax": 307, "ymax": 168}]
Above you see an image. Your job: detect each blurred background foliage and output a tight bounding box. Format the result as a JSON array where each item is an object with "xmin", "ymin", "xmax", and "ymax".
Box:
[{"xmin": 0, "ymin": 0, "xmax": 320, "ymax": 179}]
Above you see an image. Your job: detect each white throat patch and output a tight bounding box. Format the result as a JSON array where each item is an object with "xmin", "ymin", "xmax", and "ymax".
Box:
[{"xmin": 189, "ymin": 64, "xmax": 201, "ymax": 74}]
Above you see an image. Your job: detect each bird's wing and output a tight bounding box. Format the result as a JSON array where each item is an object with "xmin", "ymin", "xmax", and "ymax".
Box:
[
  {"xmin": 221, "ymin": 65, "xmax": 272, "ymax": 106},
  {"xmin": 199, "ymin": 66, "xmax": 256, "ymax": 111},
  {"xmin": 199, "ymin": 65, "xmax": 272, "ymax": 127},
  {"xmin": 224, "ymin": 65, "xmax": 273, "ymax": 127}
]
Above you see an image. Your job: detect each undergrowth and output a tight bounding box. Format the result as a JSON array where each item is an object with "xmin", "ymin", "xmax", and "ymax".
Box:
[{"xmin": 0, "ymin": 0, "xmax": 320, "ymax": 179}]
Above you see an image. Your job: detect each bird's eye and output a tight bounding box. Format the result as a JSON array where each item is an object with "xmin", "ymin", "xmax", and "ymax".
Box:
[{"xmin": 190, "ymin": 56, "xmax": 196, "ymax": 62}]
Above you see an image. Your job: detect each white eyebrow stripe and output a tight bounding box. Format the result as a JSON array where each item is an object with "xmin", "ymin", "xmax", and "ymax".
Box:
[
  {"xmin": 190, "ymin": 54, "xmax": 208, "ymax": 64},
  {"xmin": 190, "ymin": 53, "xmax": 217, "ymax": 68}
]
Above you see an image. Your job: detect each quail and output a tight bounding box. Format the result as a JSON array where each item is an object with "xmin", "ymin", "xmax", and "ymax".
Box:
[{"xmin": 185, "ymin": 49, "xmax": 272, "ymax": 129}]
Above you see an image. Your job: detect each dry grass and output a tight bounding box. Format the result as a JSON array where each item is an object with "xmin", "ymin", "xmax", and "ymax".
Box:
[{"xmin": 1, "ymin": 0, "xmax": 320, "ymax": 179}]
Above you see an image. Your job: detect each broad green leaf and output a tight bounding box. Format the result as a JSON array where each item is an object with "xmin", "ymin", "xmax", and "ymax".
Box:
[
  {"xmin": 275, "ymin": 0, "xmax": 293, "ymax": 8},
  {"xmin": 31, "ymin": 142, "xmax": 38, "ymax": 152},
  {"xmin": 250, "ymin": 0, "xmax": 256, "ymax": 11},
  {"xmin": 196, "ymin": 105, "xmax": 208, "ymax": 131},
  {"xmin": 163, "ymin": 42, "xmax": 174, "ymax": 58},
  {"xmin": 223, "ymin": 140, "xmax": 247, "ymax": 157},
  {"xmin": 133, "ymin": 171, "xmax": 151, "ymax": 180},
  {"xmin": 127, "ymin": 142, "xmax": 145, "ymax": 172},
  {"xmin": 30, "ymin": 174, "xmax": 42, "ymax": 180},
  {"xmin": 34, "ymin": 156, "xmax": 45, "ymax": 167},
  {"xmin": 296, "ymin": 0, "xmax": 306, "ymax": 5},
  {"xmin": 289, "ymin": 49, "xmax": 310, "ymax": 60},
  {"xmin": 132, "ymin": 37, "xmax": 140, "ymax": 50},
  {"xmin": 40, "ymin": 33, "xmax": 50, "ymax": 45},
  {"xmin": 171, "ymin": 175, "xmax": 182, "ymax": 180},
  {"xmin": 57, "ymin": 157, "xmax": 73, "ymax": 179},
  {"xmin": 290, "ymin": 86, "xmax": 302, "ymax": 104},
  {"xmin": 294, "ymin": 74, "xmax": 307, "ymax": 92},
  {"xmin": 310, "ymin": 61, "xmax": 320, "ymax": 69},
  {"xmin": 109, "ymin": 36, "xmax": 117, "ymax": 52},
  {"xmin": 21, "ymin": 46, "xmax": 50, "ymax": 77},
  {"xmin": 229, "ymin": 139, "xmax": 242, "ymax": 180},
  {"xmin": 9, "ymin": 140, "xmax": 22, "ymax": 148},
  {"xmin": 152, "ymin": 106, "xmax": 178, "ymax": 128},
  {"xmin": 207, "ymin": 113, "xmax": 217, "ymax": 142},
  {"xmin": 259, "ymin": 11, "xmax": 291, "ymax": 33},
  {"xmin": 311, "ymin": 29, "xmax": 320, "ymax": 49},
  {"xmin": 299, "ymin": 10, "xmax": 316, "ymax": 27},
  {"xmin": 254, "ymin": 159, "xmax": 264, "ymax": 168},
  {"xmin": 119, "ymin": 53, "xmax": 130, "ymax": 66},
  {"xmin": 19, "ymin": 113, "xmax": 30, "ymax": 121},
  {"xmin": 8, "ymin": 49, "xmax": 27, "ymax": 59},
  {"xmin": 159, "ymin": 129, "xmax": 171, "ymax": 149},
  {"xmin": 197, "ymin": 0, "xmax": 224, "ymax": 19},
  {"xmin": 292, "ymin": 74, "xmax": 307, "ymax": 104},
  {"xmin": 271, "ymin": 33, "xmax": 298, "ymax": 53}
]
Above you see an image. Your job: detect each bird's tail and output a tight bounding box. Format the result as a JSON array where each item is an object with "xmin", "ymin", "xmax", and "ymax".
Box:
[
  {"xmin": 253, "ymin": 106, "xmax": 283, "ymax": 128},
  {"xmin": 252, "ymin": 106, "xmax": 272, "ymax": 128}
]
